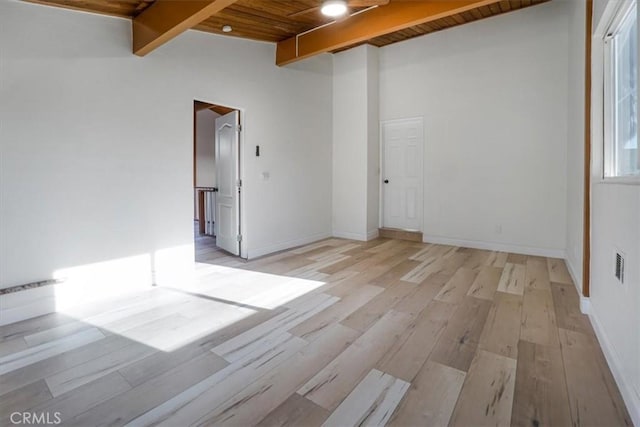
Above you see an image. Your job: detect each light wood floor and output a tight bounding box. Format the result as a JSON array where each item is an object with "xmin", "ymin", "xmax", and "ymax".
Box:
[{"xmin": 0, "ymin": 237, "xmax": 633, "ymax": 426}]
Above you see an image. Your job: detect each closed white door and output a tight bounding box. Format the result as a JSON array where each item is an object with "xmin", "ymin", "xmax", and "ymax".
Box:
[
  {"xmin": 215, "ymin": 110, "xmax": 241, "ymax": 256},
  {"xmin": 382, "ymin": 118, "xmax": 423, "ymax": 231}
]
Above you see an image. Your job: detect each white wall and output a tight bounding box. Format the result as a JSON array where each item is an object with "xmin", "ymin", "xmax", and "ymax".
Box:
[
  {"xmin": 587, "ymin": 0, "xmax": 640, "ymax": 423},
  {"xmin": 195, "ymin": 108, "xmax": 219, "ymax": 188},
  {"xmin": 379, "ymin": 1, "xmax": 570, "ymax": 257},
  {"xmin": 366, "ymin": 46, "xmax": 380, "ymax": 237},
  {"xmin": 565, "ymin": 0, "xmax": 586, "ymax": 289},
  {"xmin": 332, "ymin": 45, "xmax": 379, "ymax": 241},
  {"xmin": 0, "ymin": 0, "xmax": 333, "ymax": 291}
]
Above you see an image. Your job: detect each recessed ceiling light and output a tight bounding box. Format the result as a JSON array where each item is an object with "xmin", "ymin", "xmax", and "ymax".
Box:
[
  {"xmin": 321, "ymin": 0, "xmax": 348, "ymax": 17},
  {"xmin": 222, "ymin": 25, "xmax": 232, "ymax": 33}
]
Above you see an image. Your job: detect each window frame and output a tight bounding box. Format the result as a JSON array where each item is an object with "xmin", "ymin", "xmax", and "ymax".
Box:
[{"xmin": 602, "ymin": 0, "xmax": 640, "ymax": 182}]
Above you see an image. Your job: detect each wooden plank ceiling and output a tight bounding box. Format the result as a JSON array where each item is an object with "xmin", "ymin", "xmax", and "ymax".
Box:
[{"xmin": 26, "ymin": 0, "xmax": 550, "ymax": 54}]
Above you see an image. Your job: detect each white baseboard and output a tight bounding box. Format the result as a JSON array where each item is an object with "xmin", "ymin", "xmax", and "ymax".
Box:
[
  {"xmin": 0, "ymin": 274, "xmax": 152, "ymax": 326},
  {"xmin": 579, "ymin": 296, "xmax": 591, "ymax": 315},
  {"xmin": 0, "ymin": 286, "xmax": 57, "ymax": 326},
  {"xmin": 366, "ymin": 229, "xmax": 379, "ymax": 241},
  {"xmin": 248, "ymin": 232, "xmax": 332, "ymax": 259},
  {"xmin": 422, "ymin": 235, "xmax": 566, "ymax": 258},
  {"xmin": 564, "ymin": 256, "xmax": 589, "ymax": 313},
  {"xmin": 588, "ymin": 307, "xmax": 640, "ymax": 426},
  {"xmin": 332, "ymin": 230, "xmax": 369, "ymax": 242}
]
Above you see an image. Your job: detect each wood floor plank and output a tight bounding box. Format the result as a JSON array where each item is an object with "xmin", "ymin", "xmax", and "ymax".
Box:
[
  {"xmin": 547, "ymin": 258, "xmax": 573, "ymax": 284},
  {"xmin": 317, "ymin": 250, "xmax": 371, "ymax": 275},
  {"xmin": 520, "ymin": 287, "xmax": 559, "ymax": 347},
  {"xmin": 348, "ymin": 244, "xmax": 412, "ymax": 274},
  {"xmin": 0, "ymin": 336, "xmax": 27, "ymax": 357},
  {"xmin": 401, "ymin": 257, "xmax": 444, "ymax": 283},
  {"xmin": 45, "ymin": 340, "xmax": 155, "ymax": 397},
  {"xmin": 460, "ymin": 249, "xmax": 492, "ymax": 270},
  {"xmin": 507, "ymin": 253, "xmax": 527, "ymax": 265},
  {"xmin": 126, "ymin": 333, "xmax": 306, "ymax": 427},
  {"xmin": 407, "ymin": 251, "xmax": 467, "ymax": 284},
  {"xmin": 212, "ymin": 293, "xmax": 338, "ymax": 362},
  {"xmin": 449, "ymin": 349, "xmax": 517, "ymax": 427},
  {"xmin": 340, "ymin": 281, "xmax": 416, "ymax": 332},
  {"xmin": 33, "ymin": 372, "xmax": 132, "ymax": 424},
  {"xmin": 255, "ymin": 393, "xmax": 329, "ymax": 427},
  {"xmin": 0, "ymin": 380, "xmax": 52, "ymax": 425},
  {"xmin": 321, "ymin": 369, "xmax": 410, "ymax": 427},
  {"xmin": 23, "ymin": 321, "xmax": 94, "ymax": 347},
  {"xmin": 377, "ymin": 300, "xmax": 455, "ymax": 382},
  {"xmin": 434, "ymin": 267, "xmax": 478, "ymax": 304},
  {"xmin": 363, "ymin": 246, "xmax": 427, "ymax": 283},
  {"xmin": 290, "ymin": 284, "xmax": 383, "ymax": 341},
  {"xmin": 550, "ymin": 282, "xmax": 594, "ymax": 335},
  {"xmin": 0, "ymin": 327, "xmax": 106, "ymax": 376},
  {"xmin": 525, "ymin": 257, "xmax": 551, "ymax": 290},
  {"xmin": 247, "ymin": 255, "xmax": 314, "ymax": 276},
  {"xmin": 286, "ymin": 254, "xmax": 351, "ymax": 277},
  {"xmin": 393, "ymin": 273, "xmax": 450, "ymax": 316},
  {"xmin": 290, "ymin": 239, "xmax": 347, "ymax": 255},
  {"xmin": 118, "ymin": 308, "xmax": 283, "ymax": 387},
  {"xmin": 478, "ymin": 291, "xmax": 522, "ymax": 359},
  {"xmin": 369, "ymin": 259, "xmax": 421, "ymax": 287},
  {"xmin": 70, "ymin": 352, "xmax": 228, "ymax": 426},
  {"xmin": 0, "ymin": 334, "xmax": 133, "ymax": 397},
  {"xmin": 0, "ymin": 312, "xmax": 76, "ymax": 343},
  {"xmin": 558, "ymin": 328, "xmax": 632, "ymax": 427},
  {"xmin": 179, "ymin": 323, "xmax": 359, "ymax": 427},
  {"xmin": 484, "ymin": 251, "xmax": 508, "ymax": 268},
  {"xmin": 409, "ymin": 244, "xmax": 457, "ymax": 262},
  {"xmin": 511, "ymin": 340, "xmax": 571, "ymax": 427},
  {"xmin": 297, "ymin": 310, "xmax": 414, "ymax": 411},
  {"xmin": 307, "ymin": 243, "xmax": 362, "ymax": 261},
  {"xmin": 497, "ymin": 262, "xmax": 526, "ymax": 296},
  {"xmin": 365, "ymin": 239, "xmax": 406, "ymax": 254},
  {"xmin": 429, "ymin": 296, "xmax": 492, "ymax": 372},
  {"xmin": 467, "ymin": 266, "xmax": 503, "ymax": 301},
  {"xmin": 389, "ymin": 361, "xmax": 465, "ymax": 427}
]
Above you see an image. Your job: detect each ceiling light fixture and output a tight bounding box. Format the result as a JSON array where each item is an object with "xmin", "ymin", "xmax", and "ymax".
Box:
[
  {"xmin": 222, "ymin": 25, "xmax": 232, "ymax": 33},
  {"xmin": 321, "ymin": 0, "xmax": 348, "ymax": 17}
]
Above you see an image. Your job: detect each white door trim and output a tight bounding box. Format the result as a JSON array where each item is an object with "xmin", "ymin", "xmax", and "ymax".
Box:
[{"xmin": 379, "ymin": 117, "xmax": 424, "ymax": 232}]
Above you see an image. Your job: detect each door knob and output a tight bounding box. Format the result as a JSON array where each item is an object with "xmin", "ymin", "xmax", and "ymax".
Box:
[{"xmin": 384, "ymin": 179, "xmax": 389, "ymax": 184}]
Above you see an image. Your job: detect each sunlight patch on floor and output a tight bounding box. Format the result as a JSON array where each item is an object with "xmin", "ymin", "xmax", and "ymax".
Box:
[{"xmin": 53, "ymin": 256, "xmax": 326, "ymax": 351}]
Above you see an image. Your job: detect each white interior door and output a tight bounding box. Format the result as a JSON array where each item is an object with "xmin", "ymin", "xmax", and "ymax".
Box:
[
  {"xmin": 215, "ymin": 110, "xmax": 240, "ymax": 256},
  {"xmin": 382, "ymin": 118, "xmax": 423, "ymax": 231}
]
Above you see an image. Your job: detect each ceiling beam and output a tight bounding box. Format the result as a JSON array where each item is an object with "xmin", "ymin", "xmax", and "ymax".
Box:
[
  {"xmin": 276, "ymin": 0, "xmax": 501, "ymax": 66},
  {"xmin": 133, "ymin": 0, "xmax": 239, "ymax": 56}
]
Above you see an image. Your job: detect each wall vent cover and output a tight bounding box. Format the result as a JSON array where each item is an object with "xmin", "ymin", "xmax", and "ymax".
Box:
[{"xmin": 615, "ymin": 252, "xmax": 625, "ymax": 284}]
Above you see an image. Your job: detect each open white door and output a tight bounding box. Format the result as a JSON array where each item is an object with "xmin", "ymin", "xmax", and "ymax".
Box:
[
  {"xmin": 215, "ymin": 110, "xmax": 241, "ymax": 256},
  {"xmin": 382, "ymin": 118, "xmax": 423, "ymax": 231}
]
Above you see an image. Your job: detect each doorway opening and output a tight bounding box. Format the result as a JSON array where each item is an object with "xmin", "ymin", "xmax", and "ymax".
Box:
[{"xmin": 193, "ymin": 100, "xmax": 242, "ymax": 264}]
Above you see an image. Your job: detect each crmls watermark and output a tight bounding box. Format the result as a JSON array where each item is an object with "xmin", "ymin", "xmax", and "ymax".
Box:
[{"xmin": 10, "ymin": 412, "xmax": 62, "ymax": 425}]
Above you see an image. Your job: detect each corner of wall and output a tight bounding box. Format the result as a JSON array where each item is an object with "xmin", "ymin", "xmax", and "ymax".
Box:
[{"xmin": 564, "ymin": 253, "xmax": 585, "ymax": 301}]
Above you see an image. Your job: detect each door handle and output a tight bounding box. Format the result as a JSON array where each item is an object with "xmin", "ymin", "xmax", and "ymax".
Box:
[{"xmin": 383, "ymin": 179, "xmax": 389, "ymax": 184}]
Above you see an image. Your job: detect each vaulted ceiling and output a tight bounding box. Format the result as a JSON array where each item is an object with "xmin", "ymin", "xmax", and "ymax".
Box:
[{"xmin": 25, "ymin": 0, "xmax": 550, "ymax": 64}]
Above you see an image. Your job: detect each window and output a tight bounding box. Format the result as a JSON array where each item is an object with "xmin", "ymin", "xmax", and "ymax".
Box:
[{"xmin": 604, "ymin": 1, "xmax": 639, "ymax": 178}]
